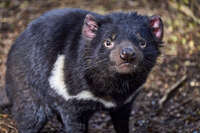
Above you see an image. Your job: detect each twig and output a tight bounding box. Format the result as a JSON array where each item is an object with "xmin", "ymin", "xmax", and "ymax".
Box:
[
  {"xmin": 159, "ymin": 75, "xmax": 187, "ymax": 109},
  {"xmin": 168, "ymin": 1, "xmax": 200, "ymax": 25},
  {"xmin": 125, "ymin": 85, "xmax": 144, "ymax": 104}
]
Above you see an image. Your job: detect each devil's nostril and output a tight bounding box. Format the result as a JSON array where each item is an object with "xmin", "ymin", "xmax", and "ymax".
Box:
[{"xmin": 120, "ymin": 48, "xmax": 136, "ymax": 60}]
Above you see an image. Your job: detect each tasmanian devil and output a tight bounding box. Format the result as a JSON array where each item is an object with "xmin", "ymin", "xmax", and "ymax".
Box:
[{"xmin": 5, "ymin": 8, "xmax": 164, "ymax": 133}]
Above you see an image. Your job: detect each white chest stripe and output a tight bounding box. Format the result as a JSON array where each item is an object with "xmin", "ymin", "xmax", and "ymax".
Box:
[{"xmin": 48, "ymin": 55, "xmax": 116, "ymax": 108}]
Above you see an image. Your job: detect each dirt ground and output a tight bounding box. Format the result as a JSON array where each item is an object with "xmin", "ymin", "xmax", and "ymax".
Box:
[{"xmin": 0, "ymin": 0, "xmax": 200, "ymax": 133}]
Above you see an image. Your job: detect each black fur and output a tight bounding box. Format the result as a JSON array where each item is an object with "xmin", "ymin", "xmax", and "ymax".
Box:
[{"xmin": 5, "ymin": 8, "xmax": 163, "ymax": 133}]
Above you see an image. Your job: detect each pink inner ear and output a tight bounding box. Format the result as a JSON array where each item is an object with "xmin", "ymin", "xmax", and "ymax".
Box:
[
  {"xmin": 82, "ymin": 14, "xmax": 98, "ymax": 40},
  {"xmin": 154, "ymin": 27, "xmax": 162, "ymax": 39},
  {"xmin": 150, "ymin": 16, "xmax": 163, "ymax": 41}
]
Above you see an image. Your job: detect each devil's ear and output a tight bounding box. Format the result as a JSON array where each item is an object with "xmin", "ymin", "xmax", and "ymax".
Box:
[
  {"xmin": 149, "ymin": 15, "xmax": 164, "ymax": 43},
  {"xmin": 82, "ymin": 14, "xmax": 99, "ymax": 40}
]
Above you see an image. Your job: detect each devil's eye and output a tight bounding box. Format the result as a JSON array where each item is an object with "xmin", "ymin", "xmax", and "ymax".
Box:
[
  {"xmin": 139, "ymin": 41, "xmax": 147, "ymax": 49},
  {"xmin": 104, "ymin": 40, "xmax": 114, "ymax": 48}
]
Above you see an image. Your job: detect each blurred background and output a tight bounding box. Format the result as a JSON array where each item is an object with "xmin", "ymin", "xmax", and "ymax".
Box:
[{"xmin": 0, "ymin": 0, "xmax": 200, "ymax": 132}]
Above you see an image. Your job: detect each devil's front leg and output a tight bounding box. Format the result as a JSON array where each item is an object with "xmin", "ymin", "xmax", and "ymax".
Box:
[
  {"xmin": 109, "ymin": 102, "xmax": 133, "ymax": 133},
  {"xmin": 56, "ymin": 101, "xmax": 95, "ymax": 133}
]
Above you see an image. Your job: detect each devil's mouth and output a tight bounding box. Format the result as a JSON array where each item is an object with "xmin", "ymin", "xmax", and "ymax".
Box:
[
  {"xmin": 118, "ymin": 61, "xmax": 137, "ymax": 67},
  {"xmin": 114, "ymin": 62, "xmax": 137, "ymax": 74},
  {"xmin": 118, "ymin": 62, "xmax": 132, "ymax": 67}
]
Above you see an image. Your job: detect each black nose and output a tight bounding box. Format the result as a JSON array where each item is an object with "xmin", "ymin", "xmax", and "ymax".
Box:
[{"xmin": 120, "ymin": 48, "xmax": 136, "ymax": 60}]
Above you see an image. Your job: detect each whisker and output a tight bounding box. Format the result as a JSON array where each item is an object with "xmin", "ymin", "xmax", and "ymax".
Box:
[{"xmin": 83, "ymin": 58, "xmax": 109, "ymax": 71}]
